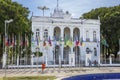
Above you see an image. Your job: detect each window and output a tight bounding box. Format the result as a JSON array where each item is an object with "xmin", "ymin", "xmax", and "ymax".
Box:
[
  {"xmin": 86, "ymin": 47, "xmax": 89, "ymax": 54},
  {"xmin": 36, "ymin": 28, "xmax": 40, "ymax": 37},
  {"xmin": 44, "ymin": 29, "xmax": 48, "ymax": 40},
  {"xmin": 94, "ymin": 48, "xmax": 97, "ymax": 56},
  {"xmin": 93, "ymin": 31, "xmax": 97, "ymax": 42}
]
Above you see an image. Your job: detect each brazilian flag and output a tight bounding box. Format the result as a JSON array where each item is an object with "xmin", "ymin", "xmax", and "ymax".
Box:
[{"xmin": 101, "ymin": 38, "xmax": 109, "ymax": 47}]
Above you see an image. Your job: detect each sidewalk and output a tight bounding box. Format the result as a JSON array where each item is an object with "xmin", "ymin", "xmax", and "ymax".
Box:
[{"xmin": 0, "ymin": 67, "xmax": 120, "ymax": 80}]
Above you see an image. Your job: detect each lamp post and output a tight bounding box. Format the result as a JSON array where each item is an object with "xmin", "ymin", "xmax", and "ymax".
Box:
[
  {"xmin": 38, "ymin": 6, "xmax": 49, "ymax": 16},
  {"xmin": 4, "ymin": 19, "xmax": 13, "ymax": 78}
]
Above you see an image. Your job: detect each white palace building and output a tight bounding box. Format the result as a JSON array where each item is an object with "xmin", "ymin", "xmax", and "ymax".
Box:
[{"xmin": 31, "ymin": 1, "xmax": 100, "ymax": 67}]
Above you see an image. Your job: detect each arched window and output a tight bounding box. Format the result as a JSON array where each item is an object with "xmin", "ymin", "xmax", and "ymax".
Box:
[
  {"xmin": 94, "ymin": 48, "xmax": 97, "ymax": 56},
  {"xmin": 36, "ymin": 28, "xmax": 40, "ymax": 37},
  {"xmin": 44, "ymin": 29, "xmax": 48, "ymax": 40},
  {"xmin": 93, "ymin": 31, "xmax": 97, "ymax": 42}
]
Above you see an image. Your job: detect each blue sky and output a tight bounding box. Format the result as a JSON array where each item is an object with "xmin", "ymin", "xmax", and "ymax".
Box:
[{"xmin": 12, "ymin": 0, "xmax": 120, "ymax": 18}]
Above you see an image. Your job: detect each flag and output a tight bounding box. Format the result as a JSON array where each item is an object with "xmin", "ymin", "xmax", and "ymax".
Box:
[
  {"xmin": 76, "ymin": 40, "xmax": 80, "ymax": 46},
  {"xmin": 36, "ymin": 35, "xmax": 40, "ymax": 47},
  {"xmin": 36, "ymin": 35, "xmax": 39, "ymax": 46},
  {"xmin": 43, "ymin": 39, "xmax": 46, "ymax": 46},
  {"xmin": 3, "ymin": 35, "xmax": 5, "ymax": 46},
  {"xmin": 59, "ymin": 37, "xmax": 62, "ymax": 46},
  {"xmin": 79, "ymin": 37, "xmax": 83, "ymax": 46},
  {"xmin": 14, "ymin": 35, "xmax": 17, "ymax": 46},
  {"xmin": 18, "ymin": 33, "xmax": 21, "ymax": 46},
  {"xmin": 31, "ymin": 36, "xmax": 34, "ymax": 47},
  {"xmin": 80, "ymin": 38, "xmax": 85, "ymax": 46},
  {"xmin": 31, "ymin": 36, "xmax": 34, "ymax": 42},
  {"xmin": 101, "ymin": 34, "xmax": 109, "ymax": 47},
  {"xmin": 20, "ymin": 36, "xmax": 23, "ymax": 46},
  {"xmin": 79, "ymin": 39, "xmax": 82, "ymax": 46},
  {"xmin": 18, "ymin": 34, "xmax": 22, "ymax": 46},
  {"xmin": 101, "ymin": 38, "xmax": 109, "ymax": 47},
  {"xmin": 75, "ymin": 36, "xmax": 80, "ymax": 46},
  {"xmin": 54, "ymin": 36, "xmax": 57, "ymax": 47},
  {"xmin": 48, "ymin": 36, "xmax": 52, "ymax": 46},
  {"xmin": 66, "ymin": 40, "xmax": 73, "ymax": 47},
  {"xmin": 82, "ymin": 43, "xmax": 85, "ymax": 46},
  {"xmin": 64, "ymin": 37, "xmax": 67, "ymax": 47},
  {"xmin": 5, "ymin": 35, "xmax": 9, "ymax": 46},
  {"xmin": 26, "ymin": 35, "xmax": 29, "ymax": 47},
  {"xmin": 8, "ymin": 35, "xmax": 11, "ymax": 46},
  {"xmin": 38, "ymin": 35, "xmax": 40, "ymax": 47},
  {"xmin": 11, "ymin": 34, "xmax": 14, "ymax": 47},
  {"xmin": 8, "ymin": 47, "xmax": 12, "ymax": 57}
]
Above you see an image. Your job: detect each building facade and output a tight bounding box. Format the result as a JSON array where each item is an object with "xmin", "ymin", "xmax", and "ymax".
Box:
[{"xmin": 31, "ymin": 4, "xmax": 100, "ymax": 67}]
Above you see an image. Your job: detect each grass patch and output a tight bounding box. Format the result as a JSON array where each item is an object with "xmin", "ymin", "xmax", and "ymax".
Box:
[
  {"xmin": 0, "ymin": 78, "xmax": 3, "ymax": 80},
  {"xmin": 2, "ymin": 76, "xmax": 56, "ymax": 80}
]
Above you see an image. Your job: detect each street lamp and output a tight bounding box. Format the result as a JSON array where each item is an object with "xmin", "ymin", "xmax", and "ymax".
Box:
[
  {"xmin": 4, "ymin": 19, "xmax": 13, "ymax": 78},
  {"xmin": 5, "ymin": 19, "xmax": 13, "ymax": 39},
  {"xmin": 38, "ymin": 6, "xmax": 49, "ymax": 16},
  {"xmin": 4, "ymin": 19, "xmax": 13, "ymax": 61}
]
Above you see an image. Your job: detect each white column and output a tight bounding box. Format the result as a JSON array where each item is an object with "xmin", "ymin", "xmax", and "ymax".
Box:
[
  {"xmin": 40, "ymin": 27, "xmax": 43, "ymax": 41},
  {"xmin": 17, "ymin": 54, "xmax": 19, "ymax": 66},
  {"xmin": 61, "ymin": 27, "xmax": 64, "ymax": 60},
  {"xmin": 70, "ymin": 27, "xmax": 73, "ymax": 39},
  {"xmin": 45, "ymin": 48, "xmax": 48, "ymax": 66},
  {"xmin": 52, "ymin": 27, "xmax": 54, "ymax": 40},
  {"xmin": 2, "ymin": 52, "xmax": 7, "ymax": 68},
  {"xmin": 31, "ymin": 54, "xmax": 34, "ymax": 66},
  {"xmin": 109, "ymin": 55, "xmax": 112, "ymax": 65},
  {"xmin": 59, "ymin": 47, "xmax": 61, "ymax": 67},
  {"xmin": 61, "ymin": 27, "xmax": 64, "ymax": 40},
  {"xmin": 69, "ymin": 54, "xmax": 75, "ymax": 66},
  {"xmin": 50, "ymin": 27, "xmax": 54, "ymax": 38},
  {"xmin": 98, "ymin": 43, "xmax": 101, "ymax": 65},
  {"xmin": 70, "ymin": 27, "xmax": 73, "ymax": 54}
]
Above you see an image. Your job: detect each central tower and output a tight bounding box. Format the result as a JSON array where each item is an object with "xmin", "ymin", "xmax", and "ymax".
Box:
[{"xmin": 51, "ymin": 0, "xmax": 64, "ymax": 18}]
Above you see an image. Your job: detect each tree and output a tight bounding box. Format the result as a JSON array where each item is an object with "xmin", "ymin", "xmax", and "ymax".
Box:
[
  {"xmin": 82, "ymin": 5, "xmax": 120, "ymax": 58},
  {"xmin": 0, "ymin": 0, "xmax": 32, "ymax": 65}
]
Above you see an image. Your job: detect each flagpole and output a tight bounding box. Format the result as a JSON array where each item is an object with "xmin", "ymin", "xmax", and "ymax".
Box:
[
  {"xmin": 53, "ymin": 37, "xmax": 56, "ymax": 71},
  {"xmin": 54, "ymin": 47, "xmax": 55, "ymax": 71},
  {"xmin": 45, "ymin": 47, "xmax": 47, "ymax": 67},
  {"xmin": 25, "ymin": 34, "xmax": 27, "ymax": 66},
  {"xmin": 36, "ymin": 47, "xmax": 39, "ymax": 73},
  {"xmin": 76, "ymin": 46, "xmax": 77, "ymax": 67},
  {"xmin": 58, "ymin": 45, "xmax": 61, "ymax": 72},
  {"xmin": 78, "ymin": 39, "xmax": 80, "ymax": 68},
  {"xmin": 13, "ymin": 35, "xmax": 15, "ymax": 66},
  {"xmin": 3, "ymin": 35, "xmax": 5, "ymax": 67},
  {"xmin": 17, "ymin": 34, "xmax": 20, "ymax": 68}
]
